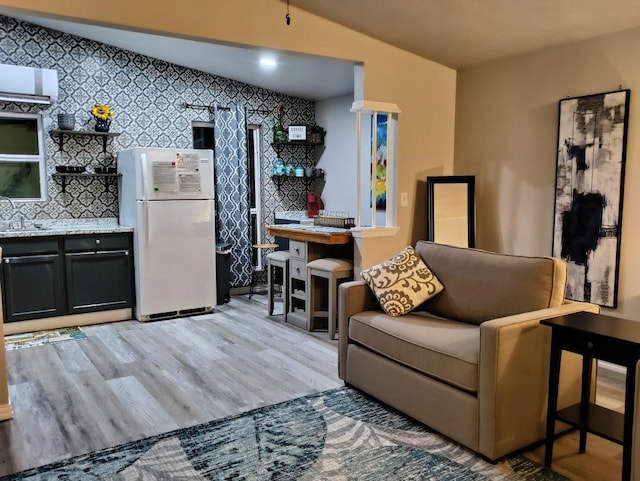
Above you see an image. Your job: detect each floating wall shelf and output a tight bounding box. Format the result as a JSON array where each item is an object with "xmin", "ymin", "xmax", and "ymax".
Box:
[
  {"xmin": 52, "ymin": 173, "xmax": 121, "ymax": 194},
  {"xmin": 271, "ymin": 173, "xmax": 324, "ymax": 191},
  {"xmin": 50, "ymin": 129, "xmax": 121, "ymax": 153}
]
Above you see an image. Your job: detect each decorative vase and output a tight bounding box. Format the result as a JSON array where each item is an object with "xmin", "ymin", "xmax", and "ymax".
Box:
[{"xmin": 94, "ymin": 118, "xmax": 111, "ymax": 132}]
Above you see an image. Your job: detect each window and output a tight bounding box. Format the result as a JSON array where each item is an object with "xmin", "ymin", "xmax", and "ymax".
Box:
[
  {"xmin": 0, "ymin": 111, "xmax": 47, "ymax": 201},
  {"xmin": 352, "ymin": 101, "xmax": 400, "ymax": 229},
  {"xmin": 192, "ymin": 120, "xmax": 219, "ymax": 240},
  {"xmin": 192, "ymin": 121, "xmax": 215, "ymax": 150}
]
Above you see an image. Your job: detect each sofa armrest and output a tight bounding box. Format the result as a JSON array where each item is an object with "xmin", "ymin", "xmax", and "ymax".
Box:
[
  {"xmin": 477, "ymin": 300, "xmax": 600, "ymax": 460},
  {"xmin": 338, "ymin": 280, "xmax": 381, "ymax": 380}
]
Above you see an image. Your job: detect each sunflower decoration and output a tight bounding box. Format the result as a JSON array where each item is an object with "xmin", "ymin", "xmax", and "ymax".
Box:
[
  {"xmin": 91, "ymin": 104, "xmax": 115, "ymax": 120},
  {"xmin": 90, "ymin": 104, "xmax": 115, "ymax": 132}
]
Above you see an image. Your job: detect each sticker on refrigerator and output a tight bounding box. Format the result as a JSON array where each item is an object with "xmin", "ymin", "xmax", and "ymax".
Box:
[
  {"xmin": 152, "ymin": 161, "xmax": 178, "ymax": 192},
  {"xmin": 176, "ymin": 153, "xmax": 201, "ymax": 192},
  {"xmin": 179, "ymin": 173, "xmax": 201, "ymax": 192}
]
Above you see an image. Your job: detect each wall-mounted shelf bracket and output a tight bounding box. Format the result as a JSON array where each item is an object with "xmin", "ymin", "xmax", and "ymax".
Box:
[
  {"xmin": 52, "ymin": 173, "xmax": 121, "ymax": 194},
  {"xmin": 50, "ymin": 129, "xmax": 121, "ymax": 153}
]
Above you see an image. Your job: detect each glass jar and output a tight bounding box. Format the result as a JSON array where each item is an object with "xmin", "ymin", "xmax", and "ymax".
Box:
[{"xmin": 273, "ymin": 158, "xmax": 285, "ymax": 175}]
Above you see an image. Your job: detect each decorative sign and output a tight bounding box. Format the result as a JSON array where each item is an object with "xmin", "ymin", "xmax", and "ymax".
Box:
[{"xmin": 288, "ymin": 125, "xmax": 307, "ymax": 141}]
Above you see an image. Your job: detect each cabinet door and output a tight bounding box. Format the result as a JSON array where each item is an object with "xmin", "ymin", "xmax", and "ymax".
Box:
[
  {"xmin": 2, "ymin": 254, "xmax": 66, "ymax": 322},
  {"xmin": 65, "ymin": 250, "xmax": 133, "ymax": 314}
]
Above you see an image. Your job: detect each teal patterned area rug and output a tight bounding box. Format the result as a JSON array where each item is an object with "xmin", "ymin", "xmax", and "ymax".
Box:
[
  {"xmin": 4, "ymin": 327, "xmax": 86, "ymax": 351},
  {"xmin": 1, "ymin": 387, "xmax": 566, "ymax": 480}
]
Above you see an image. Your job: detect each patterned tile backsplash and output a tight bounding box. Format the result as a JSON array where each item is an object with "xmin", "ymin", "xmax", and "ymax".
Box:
[{"xmin": 0, "ymin": 14, "xmax": 318, "ymax": 225}]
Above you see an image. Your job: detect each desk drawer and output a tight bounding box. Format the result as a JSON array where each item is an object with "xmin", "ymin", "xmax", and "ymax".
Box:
[
  {"xmin": 290, "ymin": 259, "xmax": 307, "ymax": 280},
  {"xmin": 289, "ymin": 240, "xmax": 307, "ymax": 260}
]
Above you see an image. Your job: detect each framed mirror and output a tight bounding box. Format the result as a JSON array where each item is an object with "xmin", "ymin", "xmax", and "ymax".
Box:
[{"xmin": 426, "ymin": 175, "xmax": 476, "ymax": 248}]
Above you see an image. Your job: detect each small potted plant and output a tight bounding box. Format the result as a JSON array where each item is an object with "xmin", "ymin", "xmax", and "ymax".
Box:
[{"xmin": 91, "ymin": 104, "xmax": 115, "ymax": 132}]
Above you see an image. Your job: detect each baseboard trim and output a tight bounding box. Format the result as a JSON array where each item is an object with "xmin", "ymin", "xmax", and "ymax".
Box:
[
  {"xmin": 0, "ymin": 403, "xmax": 14, "ymax": 421},
  {"xmin": 4, "ymin": 309, "xmax": 132, "ymax": 335}
]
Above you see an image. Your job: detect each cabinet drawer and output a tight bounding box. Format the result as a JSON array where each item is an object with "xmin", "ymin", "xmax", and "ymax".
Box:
[
  {"xmin": 290, "ymin": 258, "xmax": 307, "ymax": 280},
  {"xmin": 64, "ymin": 234, "xmax": 131, "ymax": 252},
  {"xmin": 0, "ymin": 237, "xmax": 59, "ymax": 256},
  {"xmin": 289, "ymin": 240, "xmax": 307, "ymax": 260}
]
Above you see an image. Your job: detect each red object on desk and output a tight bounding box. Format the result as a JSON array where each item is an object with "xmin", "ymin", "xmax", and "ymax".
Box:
[{"xmin": 306, "ymin": 192, "xmax": 323, "ymax": 218}]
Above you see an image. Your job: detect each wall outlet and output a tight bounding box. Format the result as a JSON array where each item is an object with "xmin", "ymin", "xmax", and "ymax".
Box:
[{"xmin": 400, "ymin": 192, "xmax": 409, "ymax": 207}]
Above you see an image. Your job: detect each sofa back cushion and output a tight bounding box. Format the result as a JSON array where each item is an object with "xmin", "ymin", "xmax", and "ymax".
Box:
[{"xmin": 415, "ymin": 241, "xmax": 567, "ymax": 324}]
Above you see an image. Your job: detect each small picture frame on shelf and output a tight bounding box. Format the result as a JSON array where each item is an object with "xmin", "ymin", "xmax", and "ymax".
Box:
[{"xmin": 288, "ymin": 125, "xmax": 306, "ymax": 141}]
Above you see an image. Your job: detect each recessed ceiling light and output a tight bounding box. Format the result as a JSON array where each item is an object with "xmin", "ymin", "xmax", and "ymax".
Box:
[{"xmin": 259, "ymin": 57, "xmax": 277, "ymax": 68}]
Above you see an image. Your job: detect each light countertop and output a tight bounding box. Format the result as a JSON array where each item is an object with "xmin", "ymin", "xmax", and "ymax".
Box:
[
  {"xmin": 0, "ymin": 218, "xmax": 133, "ymax": 239},
  {"xmin": 267, "ymin": 224, "xmax": 352, "ymax": 245},
  {"xmin": 274, "ymin": 211, "xmax": 310, "ymax": 221}
]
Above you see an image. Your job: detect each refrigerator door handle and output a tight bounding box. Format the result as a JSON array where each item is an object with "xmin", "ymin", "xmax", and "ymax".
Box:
[
  {"xmin": 144, "ymin": 202, "xmax": 151, "ymax": 245},
  {"xmin": 140, "ymin": 153, "xmax": 149, "ymax": 199}
]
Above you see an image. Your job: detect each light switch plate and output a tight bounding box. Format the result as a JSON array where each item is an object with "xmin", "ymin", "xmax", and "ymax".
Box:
[{"xmin": 401, "ymin": 192, "xmax": 409, "ymax": 207}]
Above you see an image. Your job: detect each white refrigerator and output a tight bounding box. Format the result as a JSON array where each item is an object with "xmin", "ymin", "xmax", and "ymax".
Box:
[{"xmin": 118, "ymin": 147, "xmax": 217, "ymax": 321}]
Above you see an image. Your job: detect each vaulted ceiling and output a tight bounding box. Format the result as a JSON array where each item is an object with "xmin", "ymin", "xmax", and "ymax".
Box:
[
  {"xmin": 290, "ymin": 0, "xmax": 640, "ymax": 69},
  {"xmin": 4, "ymin": 1, "xmax": 640, "ymax": 100}
]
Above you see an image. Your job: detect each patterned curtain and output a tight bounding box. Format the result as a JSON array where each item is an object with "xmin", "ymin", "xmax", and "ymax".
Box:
[{"xmin": 214, "ymin": 104, "xmax": 251, "ymax": 287}]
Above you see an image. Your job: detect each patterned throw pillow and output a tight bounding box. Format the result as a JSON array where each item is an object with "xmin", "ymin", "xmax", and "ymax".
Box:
[{"xmin": 361, "ymin": 246, "xmax": 444, "ymax": 317}]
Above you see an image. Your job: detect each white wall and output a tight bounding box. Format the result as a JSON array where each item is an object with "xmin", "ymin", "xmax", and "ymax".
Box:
[
  {"xmin": 314, "ymin": 95, "xmax": 357, "ymax": 216},
  {"xmin": 455, "ymin": 26, "xmax": 640, "ymax": 320}
]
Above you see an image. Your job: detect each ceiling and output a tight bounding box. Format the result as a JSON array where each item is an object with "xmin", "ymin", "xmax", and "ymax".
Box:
[
  {"xmin": 5, "ymin": 1, "xmax": 640, "ymax": 102},
  {"xmin": 291, "ymin": 0, "xmax": 640, "ymax": 69},
  {"xmin": 0, "ymin": 10, "xmax": 356, "ymax": 102}
]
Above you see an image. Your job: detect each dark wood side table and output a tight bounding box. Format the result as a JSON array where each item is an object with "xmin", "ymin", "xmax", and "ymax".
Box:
[{"xmin": 541, "ymin": 311, "xmax": 640, "ymax": 481}]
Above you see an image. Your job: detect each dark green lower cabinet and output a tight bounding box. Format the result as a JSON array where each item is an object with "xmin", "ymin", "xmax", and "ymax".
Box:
[
  {"xmin": 65, "ymin": 250, "xmax": 133, "ymax": 314},
  {"xmin": 1, "ymin": 233, "xmax": 134, "ymax": 323},
  {"xmin": 2, "ymin": 254, "xmax": 66, "ymax": 322}
]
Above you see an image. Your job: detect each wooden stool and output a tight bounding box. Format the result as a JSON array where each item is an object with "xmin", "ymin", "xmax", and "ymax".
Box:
[
  {"xmin": 250, "ymin": 243, "xmax": 279, "ymax": 298},
  {"xmin": 306, "ymin": 258, "xmax": 353, "ymax": 340},
  {"xmin": 266, "ymin": 250, "xmax": 290, "ymax": 317}
]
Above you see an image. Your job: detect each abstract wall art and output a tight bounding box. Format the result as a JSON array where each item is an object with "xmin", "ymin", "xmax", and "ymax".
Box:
[
  {"xmin": 552, "ymin": 89, "xmax": 630, "ymax": 308},
  {"xmin": 373, "ymin": 113, "xmax": 388, "ymax": 210}
]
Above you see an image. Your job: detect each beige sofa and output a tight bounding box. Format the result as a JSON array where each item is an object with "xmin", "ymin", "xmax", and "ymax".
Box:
[{"xmin": 338, "ymin": 241, "xmax": 599, "ymax": 460}]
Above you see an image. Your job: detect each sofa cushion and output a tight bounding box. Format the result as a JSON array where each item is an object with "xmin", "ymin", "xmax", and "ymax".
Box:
[
  {"xmin": 361, "ymin": 246, "xmax": 443, "ymax": 317},
  {"xmin": 414, "ymin": 241, "xmax": 567, "ymax": 325},
  {"xmin": 349, "ymin": 310, "xmax": 480, "ymax": 392}
]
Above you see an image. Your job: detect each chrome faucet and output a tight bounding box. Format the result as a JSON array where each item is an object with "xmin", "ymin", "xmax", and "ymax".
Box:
[{"xmin": 0, "ymin": 196, "xmax": 24, "ymax": 230}]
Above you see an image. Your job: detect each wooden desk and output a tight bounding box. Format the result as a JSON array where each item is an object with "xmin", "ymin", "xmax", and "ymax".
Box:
[
  {"xmin": 267, "ymin": 225, "xmax": 352, "ymax": 245},
  {"xmin": 541, "ymin": 311, "xmax": 640, "ymax": 481},
  {"xmin": 267, "ymin": 225, "xmax": 352, "ymax": 330}
]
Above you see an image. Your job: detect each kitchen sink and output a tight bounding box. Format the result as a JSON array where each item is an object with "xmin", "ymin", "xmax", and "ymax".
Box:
[{"xmin": 0, "ymin": 223, "xmax": 49, "ymax": 233}]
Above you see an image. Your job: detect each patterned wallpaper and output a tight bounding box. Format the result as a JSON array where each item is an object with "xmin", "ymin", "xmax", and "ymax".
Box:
[{"xmin": 0, "ymin": 15, "xmax": 320, "ymax": 286}]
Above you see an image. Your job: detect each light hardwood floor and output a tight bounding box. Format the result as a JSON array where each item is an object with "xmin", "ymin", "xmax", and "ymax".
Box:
[{"xmin": 0, "ymin": 294, "xmax": 625, "ymax": 479}]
